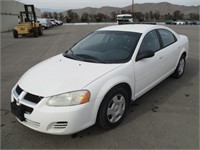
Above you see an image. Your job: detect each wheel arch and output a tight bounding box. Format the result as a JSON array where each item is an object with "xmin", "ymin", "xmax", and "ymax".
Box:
[
  {"xmin": 95, "ymin": 82, "xmax": 132, "ymax": 125},
  {"xmin": 93, "ymin": 80, "xmax": 133, "ymax": 124},
  {"xmin": 182, "ymin": 51, "xmax": 187, "ymax": 58},
  {"xmin": 175, "ymin": 48, "xmax": 187, "ymax": 69}
]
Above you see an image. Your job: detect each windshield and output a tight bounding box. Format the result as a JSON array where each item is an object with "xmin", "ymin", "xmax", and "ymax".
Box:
[{"xmin": 63, "ymin": 31, "xmax": 141, "ymax": 63}]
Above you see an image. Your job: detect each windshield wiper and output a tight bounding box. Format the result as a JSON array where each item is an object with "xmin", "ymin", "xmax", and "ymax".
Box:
[
  {"xmin": 63, "ymin": 49, "xmax": 83, "ymax": 61},
  {"xmin": 76, "ymin": 54, "xmax": 107, "ymax": 63},
  {"xmin": 64, "ymin": 51, "xmax": 107, "ymax": 63}
]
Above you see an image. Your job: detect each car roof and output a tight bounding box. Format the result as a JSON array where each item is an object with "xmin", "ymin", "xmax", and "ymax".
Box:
[{"xmin": 97, "ymin": 24, "xmax": 167, "ymax": 34}]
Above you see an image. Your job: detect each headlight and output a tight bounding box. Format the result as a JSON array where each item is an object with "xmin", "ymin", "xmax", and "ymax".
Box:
[{"xmin": 46, "ymin": 90, "xmax": 90, "ymax": 106}]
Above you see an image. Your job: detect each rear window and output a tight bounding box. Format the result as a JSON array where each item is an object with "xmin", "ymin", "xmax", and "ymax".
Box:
[{"xmin": 158, "ymin": 29, "xmax": 177, "ymax": 47}]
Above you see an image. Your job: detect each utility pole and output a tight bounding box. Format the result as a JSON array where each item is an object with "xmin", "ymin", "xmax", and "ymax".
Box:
[{"xmin": 132, "ymin": 0, "xmax": 134, "ymax": 19}]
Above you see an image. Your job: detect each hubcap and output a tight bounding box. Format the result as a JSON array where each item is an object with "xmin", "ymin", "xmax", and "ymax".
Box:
[
  {"xmin": 178, "ymin": 58, "xmax": 185, "ymax": 75},
  {"xmin": 107, "ymin": 94, "xmax": 126, "ymax": 123}
]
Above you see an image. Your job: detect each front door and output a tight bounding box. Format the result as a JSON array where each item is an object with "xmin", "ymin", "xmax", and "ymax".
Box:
[{"xmin": 134, "ymin": 30, "xmax": 165, "ymax": 98}]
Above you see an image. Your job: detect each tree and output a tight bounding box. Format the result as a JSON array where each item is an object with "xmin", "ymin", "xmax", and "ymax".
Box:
[
  {"xmin": 135, "ymin": 12, "xmax": 144, "ymax": 22},
  {"xmin": 53, "ymin": 12, "xmax": 58, "ymax": 19},
  {"xmin": 145, "ymin": 12, "xmax": 149, "ymax": 21},
  {"xmin": 121, "ymin": 10, "xmax": 127, "ymax": 14},
  {"xmin": 43, "ymin": 12, "xmax": 48, "ymax": 18},
  {"xmin": 59, "ymin": 12, "xmax": 64, "ymax": 21},
  {"xmin": 81, "ymin": 12, "xmax": 89, "ymax": 22},
  {"xmin": 48, "ymin": 12, "xmax": 53, "ymax": 18},
  {"xmin": 103, "ymin": 15, "xmax": 110, "ymax": 22},
  {"xmin": 149, "ymin": 11, "xmax": 154, "ymax": 20},
  {"xmin": 66, "ymin": 10, "xmax": 79, "ymax": 23},
  {"xmin": 67, "ymin": 10, "xmax": 74, "ymax": 20},
  {"xmin": 153, "ymin": 11, "xmax": 160, "ymax": 20},
  {"xmin": 88, "ymin": 14, "xmax": 94, "ymax": 22},
  {"xmin": 111, "ymin": 11, "xmax": 117, "ymax": 21},
  {"xmin": 94, "ymin": 13, "xmax": 106, "ymax": 22},
  {"xmin": 189, "ymin": 13, "xmax": 199, "ymax": 20},
  {"xmin": 173, "ymin": 10, "xmax": 184, "ymax": 20},
  {"xmin": 165, "ymin": 13, "xmax": 173, "ymax": 20},
  {"xmin": 120, "ymin": 9, "xmax": 131, "ymax": 14},
  {"xmin": 73, "ymin": 12, "xmax": 79, "ymax": 22},
  {"xmin": 65, "ymin": 16, "xmax": 71, "ymax": 23}
]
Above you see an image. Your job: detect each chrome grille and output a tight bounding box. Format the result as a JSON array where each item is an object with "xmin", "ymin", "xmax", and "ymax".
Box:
[
  {"xmin": 16, "ymin": 85, "xmax": 23, "ymax": 95},
  {"xmin": 15, "ymin": 85, "xmax": 43, "ymax": 104},
  {"xmin": 24, "ymin": 93, "xmax": 43, "ymax": 104}
]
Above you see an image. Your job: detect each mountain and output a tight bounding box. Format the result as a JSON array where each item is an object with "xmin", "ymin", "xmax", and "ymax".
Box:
[
  {"xmin": 41, "ymin": 8, "xmax": 64, "ymax": 13},
  {"xmin": 62, "ymin": 6, "xmax": 121, "ymax": 16},
  {"xmin": 62, "ymin": 2, "xmax": 200, "ymax": 17},
  {"xmin": 123, "ymin": 2, "xmax": 200, "ymax": 15}
]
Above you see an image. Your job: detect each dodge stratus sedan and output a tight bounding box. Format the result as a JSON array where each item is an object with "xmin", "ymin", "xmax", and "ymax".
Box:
[{"xmin": 11, "ymin": 25, "xmax": 189, "ymax": 135}]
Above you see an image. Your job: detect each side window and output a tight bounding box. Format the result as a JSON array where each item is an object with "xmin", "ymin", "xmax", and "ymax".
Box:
[
  {"xmin": 139, "ymin": 30, "xmax": 160, "ymax": 53},
  {"xmin": 158, "ymin": 29, "xmax": 177, "ymax": 47}
]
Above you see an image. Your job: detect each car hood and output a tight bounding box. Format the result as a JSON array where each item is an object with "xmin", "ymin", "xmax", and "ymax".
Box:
[{"xmin": 18, "ymin": 54, "xmax": 122, "ymax": 97}]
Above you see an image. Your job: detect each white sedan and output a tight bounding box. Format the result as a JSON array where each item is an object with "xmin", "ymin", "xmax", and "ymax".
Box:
[
  {"xmin": 11, "ymin": 24, "xmax": 189, "ymax": 135},
  {"xmin": 175, "ymin": 20, "xmax": 185, "ymax": 25}
]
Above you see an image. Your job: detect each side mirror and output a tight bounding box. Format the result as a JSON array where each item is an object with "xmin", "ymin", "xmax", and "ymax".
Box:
[{"xmin": 136, "ymin": 50, "xmax": 155, "ymax": 61}]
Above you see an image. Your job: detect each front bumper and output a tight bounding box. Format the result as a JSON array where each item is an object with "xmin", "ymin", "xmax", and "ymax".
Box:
[{"xmin": 11, "ymin": 88, "xmax": 96, "ymax": 135}]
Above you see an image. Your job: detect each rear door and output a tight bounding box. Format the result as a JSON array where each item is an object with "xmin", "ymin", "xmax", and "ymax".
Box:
[{"xmin": 157, "ymin": 29, "xmax": 179, "ymax": 74}]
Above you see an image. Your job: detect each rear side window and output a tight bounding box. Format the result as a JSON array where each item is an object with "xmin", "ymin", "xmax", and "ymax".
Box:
[{"xmin": 158, "ymin": 29, "xmax": 177, "ymax": 47}]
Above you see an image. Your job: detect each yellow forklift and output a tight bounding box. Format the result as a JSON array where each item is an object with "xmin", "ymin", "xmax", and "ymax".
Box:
[{"xmin": 13, "ymin": 5, "xmax": 43, "ymax": 38}]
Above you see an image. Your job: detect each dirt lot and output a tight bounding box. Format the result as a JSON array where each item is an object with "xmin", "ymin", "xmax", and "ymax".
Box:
[{"xmin": 1, "ymin": 24, "xmax": 199, "ymax": 149}]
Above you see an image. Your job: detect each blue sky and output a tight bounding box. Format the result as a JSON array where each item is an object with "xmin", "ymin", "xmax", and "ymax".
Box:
[{"xmin": 16, "ymin": 0, "xmax": 200, "ymax": 10}]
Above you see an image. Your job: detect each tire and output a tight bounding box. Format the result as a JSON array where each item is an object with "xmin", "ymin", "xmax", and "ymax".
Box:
[
  {"xmin": 97, "ymin": 86, "xmax": 129, "ymax": 129},
  {"xmin": 172, "ymin": 54, "xmax": 186, "ymax": 78},
  {"xmin": 38, "ymin": 25, "xmax": 43, "ymax": 36},
  {"xmin": 13, "ymin": 30, "xmax": 18, "ymax": 38},
  {"xmin": 33, "ymin": 28, "xmax": 38, "ymax": 37}
]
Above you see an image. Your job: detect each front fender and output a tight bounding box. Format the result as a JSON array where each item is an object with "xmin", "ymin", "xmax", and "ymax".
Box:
[{"xmin": 85, "ymin": 62, "xmax": 135, "ymax": 123}]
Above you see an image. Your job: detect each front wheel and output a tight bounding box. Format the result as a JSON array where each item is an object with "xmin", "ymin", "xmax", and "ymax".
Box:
[
  {"xmin": 13, "ymin": 30, "xmax": 18, "ymax": 38},
  {"xmin": 172, "ymin": 55, "xmax": 186, "ymax": 78},
  {"xmin": 97, "ymin": 86, "xmax": 129, "ymax": 129},
  {"xmin": 38, "ymin": 25, "xmax": 43, "ymax": 36}
]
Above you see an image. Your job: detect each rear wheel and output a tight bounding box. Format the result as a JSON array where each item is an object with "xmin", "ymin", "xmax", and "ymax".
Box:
[
  {"xmin": 13, "ymin": 30, "xmax": 18, "ymax": 38},
  {"xmin": 33, "ymin": 28, "xmax": 38, "ymax": 37},
  {"xmin": 172, "ymin": 54, "xmax": 186, "ymax": 78},
  {"xmin": 97, "ymin": 86, "xmax": 129, "ymax": 129}
]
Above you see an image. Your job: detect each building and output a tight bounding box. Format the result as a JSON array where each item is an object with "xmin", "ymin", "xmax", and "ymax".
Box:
[{"xmin": 0, "ymin": 0, "xmax": 41, "ymax": 32}]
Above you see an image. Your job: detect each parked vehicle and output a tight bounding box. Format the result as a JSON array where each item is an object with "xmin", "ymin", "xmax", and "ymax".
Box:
[
  {"xmin": 192, "ymin": 20, "xmax": 200, "ymax": 25},
  {"xmin": 50, "ymin": 20, "xmax": 56, "ymax": 26},
  {"xmin": 117, "ymin": 14, "xmax": 133, "ymax": 25},
  {"xmin": 51, "ymin": 19, "xmax": 63, "ymax": 25},
  {"xmin": 175, "ymin": 20, "xmax": 185, "ymax": 25},
  {"xmin": 13, "ymin": 4, "xmax": 43, "ymax": 38},
  {"xmin": 11, "ymin": 25, "xmax": 189, "ymax": 135},
  {"xmin": 165, "ymin": 20, "xmax": 176, "ymax": 25},
  {"xmin": 184, "ymin": 20, "xmax": 193, "ymax": 25},
  {"xmin": 37, "ymin": 18, "xmax": 52, "ymax": 29}
]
